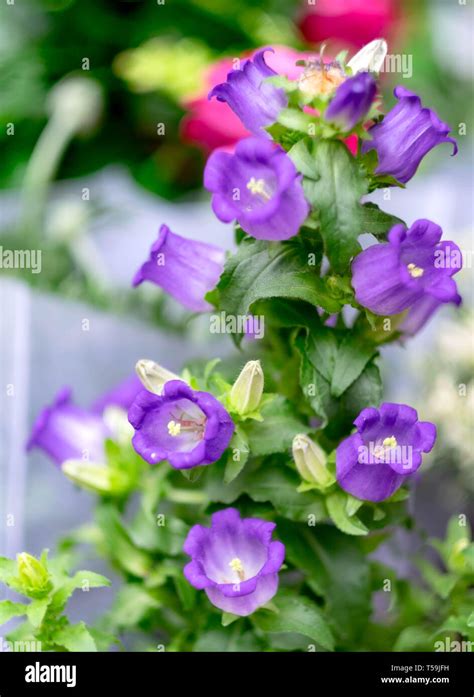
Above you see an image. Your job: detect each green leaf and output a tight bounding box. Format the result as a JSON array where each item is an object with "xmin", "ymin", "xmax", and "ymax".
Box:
[
  {"xmin": 104, "ymin": 584, "xmax": 161, "ymax": 630},
  {"xmin": 330, "ymin": 332, "xmax": 377, "ymax": 398},
  {"xmin": 0, "ymin": 557, "xmax": 16, "ymax": 583},
  {"xmin": 53, "ymin": 621, "xmax": 97, "ymax": 652},
  {"xmin": 193, "ymin": 627, "xmax": 261, "ymax": 652},
  {"xmin": 224, "ymin": 427, "xmax": 249, "ymax": 484},
  {"xmin": 221, "ymin": 612, "xmax": 240, "ymax": 627},
  {"xmin": 277, "ymin": 107, "xmax": 315, "ymax": 132},
  {"xmin": 0, "ymin": 600, "xmax": 27, "ymax": 625},
  {"xmin": 252, "ymin": 593, "xmax": 335, "ymax": 650},
  {"xmin": 241, "ymin": 396, "xmax": 306, "ymax": 457},
  {"xmin": 359, "ymin": 202, "xmax": 405, "ymax": 240},
  {"xmin": 417, "ymin": 559, "xmax": 457, "ymax": 599},
  {"xmin": 289, "ymin": 139, "xmax": 368, "ymax": 271},
  {"xmin": 49, "ymin": 570, "xmax": 110, "ymax": 616},
  {"xmin": 278, "ymin": 522, "xmax": 371, "ymax": 643},
  {"xmin": 243, "ymin": 464, "xmax": 326, "ymax": 523},
  {"xmin": 296, "ymin": 329, "xmax": 383, "ymax": 441},
  {"xmin": 174, "ymin": 574, "xmax": 197, "ymax": 612},
  {"xmin": 26, "ymin": 598, "xmax": 50, "ymax": 628},
  {"xmin": 95, "ymin": 503, "xmax": 152, "ymax": 578},
  {"xmin": 215, "ymin": 237, "xmax": 342, "ymax": 342},
  {"xmin": 326, "ymin": 491, "xmax": 369, "ymax": 536}
]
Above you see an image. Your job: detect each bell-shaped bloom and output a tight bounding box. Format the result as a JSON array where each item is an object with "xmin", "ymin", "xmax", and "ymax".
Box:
[
  {"xmin": 208, "ymin": 48, "xmax": 287, "ymax": 135},
  {"xmin": 27, "ymin": 388, "xmax": 107, "ymax": 466},
  {"xmin": 183, "ymin": 508, "xmax": 285, "ymax": 616},
  {"xmin": 336, "ymin": 403, "xmax": 437, "ymax": 502},
  {"xmin": 362, "ymin": 86, "xmax": 458, "ymax": 183},
  {"xmin": 132, "ymin": 224, "xmax": 225, "ymax": 312},
  {"xmin": 204, "ymin": 137, "xmax": 309, "ymax": 241},
  {"xmin": 351, "ymin": 219, "xmax": 462, "ymax": 316},
  {"xmin": 91, "ymin": 374, "xmax": 143, "ymax": 414},
  {"xmin": 399, "ymin": 292, "xmax": 461, "ymax": 337},
  {"xmin": 128, "ymin": 380, "xmax": 234, "ymax": 470},
  {"xmin": 181, "ymin": 47, "xmax": 309, "ymax": 152},
  {"xmin": 325, "ymin": 71, "xmax": 377, "ymax": 131}
]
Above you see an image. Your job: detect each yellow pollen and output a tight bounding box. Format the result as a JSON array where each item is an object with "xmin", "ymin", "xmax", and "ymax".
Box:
[
  {"xmin": 246, "ymin": 177, "xmax": 271, "ymax": 200},
  {"xmin": 407, "ymin": 263, "xmax": 424, "ymax": 278},
  {"xmin": 382, "ymin": 435, "xmax": 398, "ymax": 449},
  {"xmin": 167, "ymin": 420, "xmax": 181, "ymax": 437},
  {"xmin": 229, "ymin": 557, "xmax": 244, "ymax": 574}
]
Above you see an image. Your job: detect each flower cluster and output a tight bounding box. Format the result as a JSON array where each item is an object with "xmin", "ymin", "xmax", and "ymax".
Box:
[{"xmin": 26, "ymin": 38, "xmax": 463, "ymax": 626}]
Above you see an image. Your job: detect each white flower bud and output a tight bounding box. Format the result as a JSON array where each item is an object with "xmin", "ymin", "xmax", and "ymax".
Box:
[
  {"xmin": 347, "ymin": 39, "xmax": 388, "ymax": 75},
  {"xmin": 292, "ymin": 434, "xmax": 332, "ymax": 486},
  {"xmin": 230, "ymin": 360, "xmax": 264, "ymax": 415},
  {"xmin": 135, "ymin": 359, "xmax": 179, "ymax": 395},
  {"xmin": 62, "ymin": 460, "xmax": 130, "ymax": 496},
  {"xmin": 47, "ymin": 76, "xmax": 103, "ymax": 135}
]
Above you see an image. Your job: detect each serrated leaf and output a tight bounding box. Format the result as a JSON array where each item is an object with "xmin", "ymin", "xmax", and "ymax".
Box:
[
  {"xmin": 241, "ymin": 396, "xmax": 306, "ymax": 457},
  {"xmin": 278, "ymin": 522, "xmax": 371, "ymax": 643},
  {"xmin": 0, "ymin": 600, "xmax": 27, "ymax": 625},
  {"xmin": 252, "ymin": 594, "xmax": 335, "ymax": 650},
  {"xmin": 215, "ymin": 237, "xmax": 342, "ymax": 343},
  {"xmin": 359, "ymin": 202, "xmax": 404, "ymax": 239},
  {"xmin": 26, "ymin": 598, "xmax": 50, "ymax": 628},
  {"xmin": 330, "ymin": 332, "xmax": 377, "ymax": 397},
  {"xmin": 53, "ymin": 621, "xmax": 97, "ymax": 652},
  {"xmin": 289, "ymin": 139, "xmax": 368, "ymax": 271}
]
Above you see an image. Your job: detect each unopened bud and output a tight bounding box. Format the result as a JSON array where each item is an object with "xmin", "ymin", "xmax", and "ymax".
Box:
[
  {"xmin": 229, "ymin": 360, "xmax": 264, "ymax": 415},
  {"xmin": 62, "ymin": 460, "xmax": 130, "ymax": 496},
  {"xmin": 292, "ymin": 434, "xmax": 332, "ymax": 486},
  {"xmin": 47, "ymin": 76, "xmax": 103, "ymax": 135},
  {"xmin": 135, "ymin": 359, "xmax": 179, "ymax": 395},
  {"xmin": 347, "ymin": 38, "xmax": 388, "ymax": 75},
  {"xmin": 16, "ymin": 552, "xmax": 52, "ymax": 598}
]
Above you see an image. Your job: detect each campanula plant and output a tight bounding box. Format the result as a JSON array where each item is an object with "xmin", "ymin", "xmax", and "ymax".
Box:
[{"xmin": 10, "ymin": 38, "xmax": 472, "ymax": 655}]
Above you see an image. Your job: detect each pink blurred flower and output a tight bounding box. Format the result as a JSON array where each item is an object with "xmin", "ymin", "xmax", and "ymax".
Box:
[
  {"xmin": 299, "ymin": 0, "xmax": 398, "ymax": 50},
  {"xmin": 181, "ymin": 47, "xmax": 310, "ymax": 153}
]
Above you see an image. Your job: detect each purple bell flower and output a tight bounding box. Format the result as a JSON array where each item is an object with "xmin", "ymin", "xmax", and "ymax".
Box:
[
  {"xmin": 183, "ymin": 508, "xmax": 285, "ymax": 616},
  {"xmin": 128, "ymin": 380, "xmax": 234, "ymax": 470},
  {"xmin": 399, "ymin": 293, "xmax": 461, "ymax": 337},
  {"xmin": 325, "ymin": 71, "xmax": 377, "ymax": 131},
  {"xmin": 351, "ymin": 219, "xmax": 462, "ymax": 317},
  {"xmin": 132, "ymin": 225, "xmax": 225, "ymax": 312},
  {"xmin": 204, "ymin": 137, "xmax": 309, "ymax": 241},
  {"xmin": 362, "ymin": 86, "xmax": 458, "ymax": 183},
  {"xmin": 336, "ymin": 403, "xmax": 437, "ymax": 502},
  {"xmin": 27, "ymin": 388, "xmax": 107, "ymax": 466},
  {"xmin": 209, "ymin": 48, "xmax": 287, "ymax": 135}
]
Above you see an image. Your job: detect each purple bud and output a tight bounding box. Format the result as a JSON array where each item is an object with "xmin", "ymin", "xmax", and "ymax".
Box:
[{"xmin": 325, "ymin": 71, "xmax": 377, "ymax": 131}]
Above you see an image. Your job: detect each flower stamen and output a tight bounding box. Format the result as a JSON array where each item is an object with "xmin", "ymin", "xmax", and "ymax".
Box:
[
  {"xmin": 246, "ymin": 177, "xmax": 272, "ymax": 201},
  {"xmin": 167, "ymin": 420, "xmax": 181, "ymax": 437},
  {"xmin": 229, "ymin": 557, "xmax": 246, "ymax": 581},
  {"xmin": 407, "ymin": 262, "xmax": 424, "ymax": 278}
]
